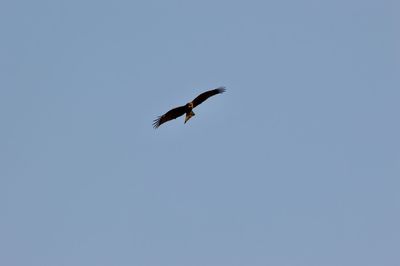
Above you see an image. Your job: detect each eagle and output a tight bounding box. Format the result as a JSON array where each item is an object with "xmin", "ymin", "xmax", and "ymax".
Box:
[{"xmin": 153, "ymin": 86, "xmax": 226, "ymax": 128}]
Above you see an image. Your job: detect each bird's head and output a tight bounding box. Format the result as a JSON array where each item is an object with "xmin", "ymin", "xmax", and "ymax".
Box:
[{"xmin": 187, "ymin": 102, "xmax": 194, "ymax": 109}]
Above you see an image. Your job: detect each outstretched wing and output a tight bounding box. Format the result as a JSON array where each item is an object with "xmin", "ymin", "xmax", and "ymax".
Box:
[
  {"xmin": 153, "ymin": 105, "xmax": 186, "ymax": 128},
  {"xmin": 192, "ymin": 87, "xmax": 226, "ymax": 108}
]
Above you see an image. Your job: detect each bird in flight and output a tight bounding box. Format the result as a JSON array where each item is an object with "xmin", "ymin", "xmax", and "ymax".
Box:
[{"xmin": 153, "ymin": 86, "xmax": 226, "ymax": 128}]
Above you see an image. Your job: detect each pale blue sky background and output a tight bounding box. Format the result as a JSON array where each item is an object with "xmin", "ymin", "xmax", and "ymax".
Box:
[{"xmin": 1, "ymin": 0, "xmax": 399, "ymax": 265}]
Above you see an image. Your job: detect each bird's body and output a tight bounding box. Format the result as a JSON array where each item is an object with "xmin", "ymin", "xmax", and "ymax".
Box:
[{"xmin": 153, "ymin": 87, "xmax": 225, "ymax": 128}]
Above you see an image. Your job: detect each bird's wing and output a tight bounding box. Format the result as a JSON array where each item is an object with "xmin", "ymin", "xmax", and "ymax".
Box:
[
  {"xmin": 192, "ymin": 87, "xmax": 226, "ymax": 108},
  {"xmin": 153, "ymin": 105, "xmax": 187, "ymax": 128}
]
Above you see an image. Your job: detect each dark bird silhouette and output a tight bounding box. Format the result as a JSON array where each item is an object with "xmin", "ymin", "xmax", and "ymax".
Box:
[{"xmin": 153, "ymin": 87, "xmax": 226, "ymax": 128}]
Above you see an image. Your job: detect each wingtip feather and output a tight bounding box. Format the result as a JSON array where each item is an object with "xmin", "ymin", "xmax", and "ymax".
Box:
[
  {"xmin": 152, "ymin": 116, "xmax": 161, "ymax": 129},
  {"xmin": 217, "ymin": 86, "xmax": 226, "ymax": 93}
]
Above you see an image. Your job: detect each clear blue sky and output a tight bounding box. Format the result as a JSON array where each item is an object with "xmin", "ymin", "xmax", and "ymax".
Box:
[{"xmin": 1, "ymin": 0, "xmax": 399, "ymax": 265}]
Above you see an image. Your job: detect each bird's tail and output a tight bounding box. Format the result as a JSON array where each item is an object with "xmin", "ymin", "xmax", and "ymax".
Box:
[{"xmin": 184, "ymin": 111, "xmax": 195, "ymax": 123}]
